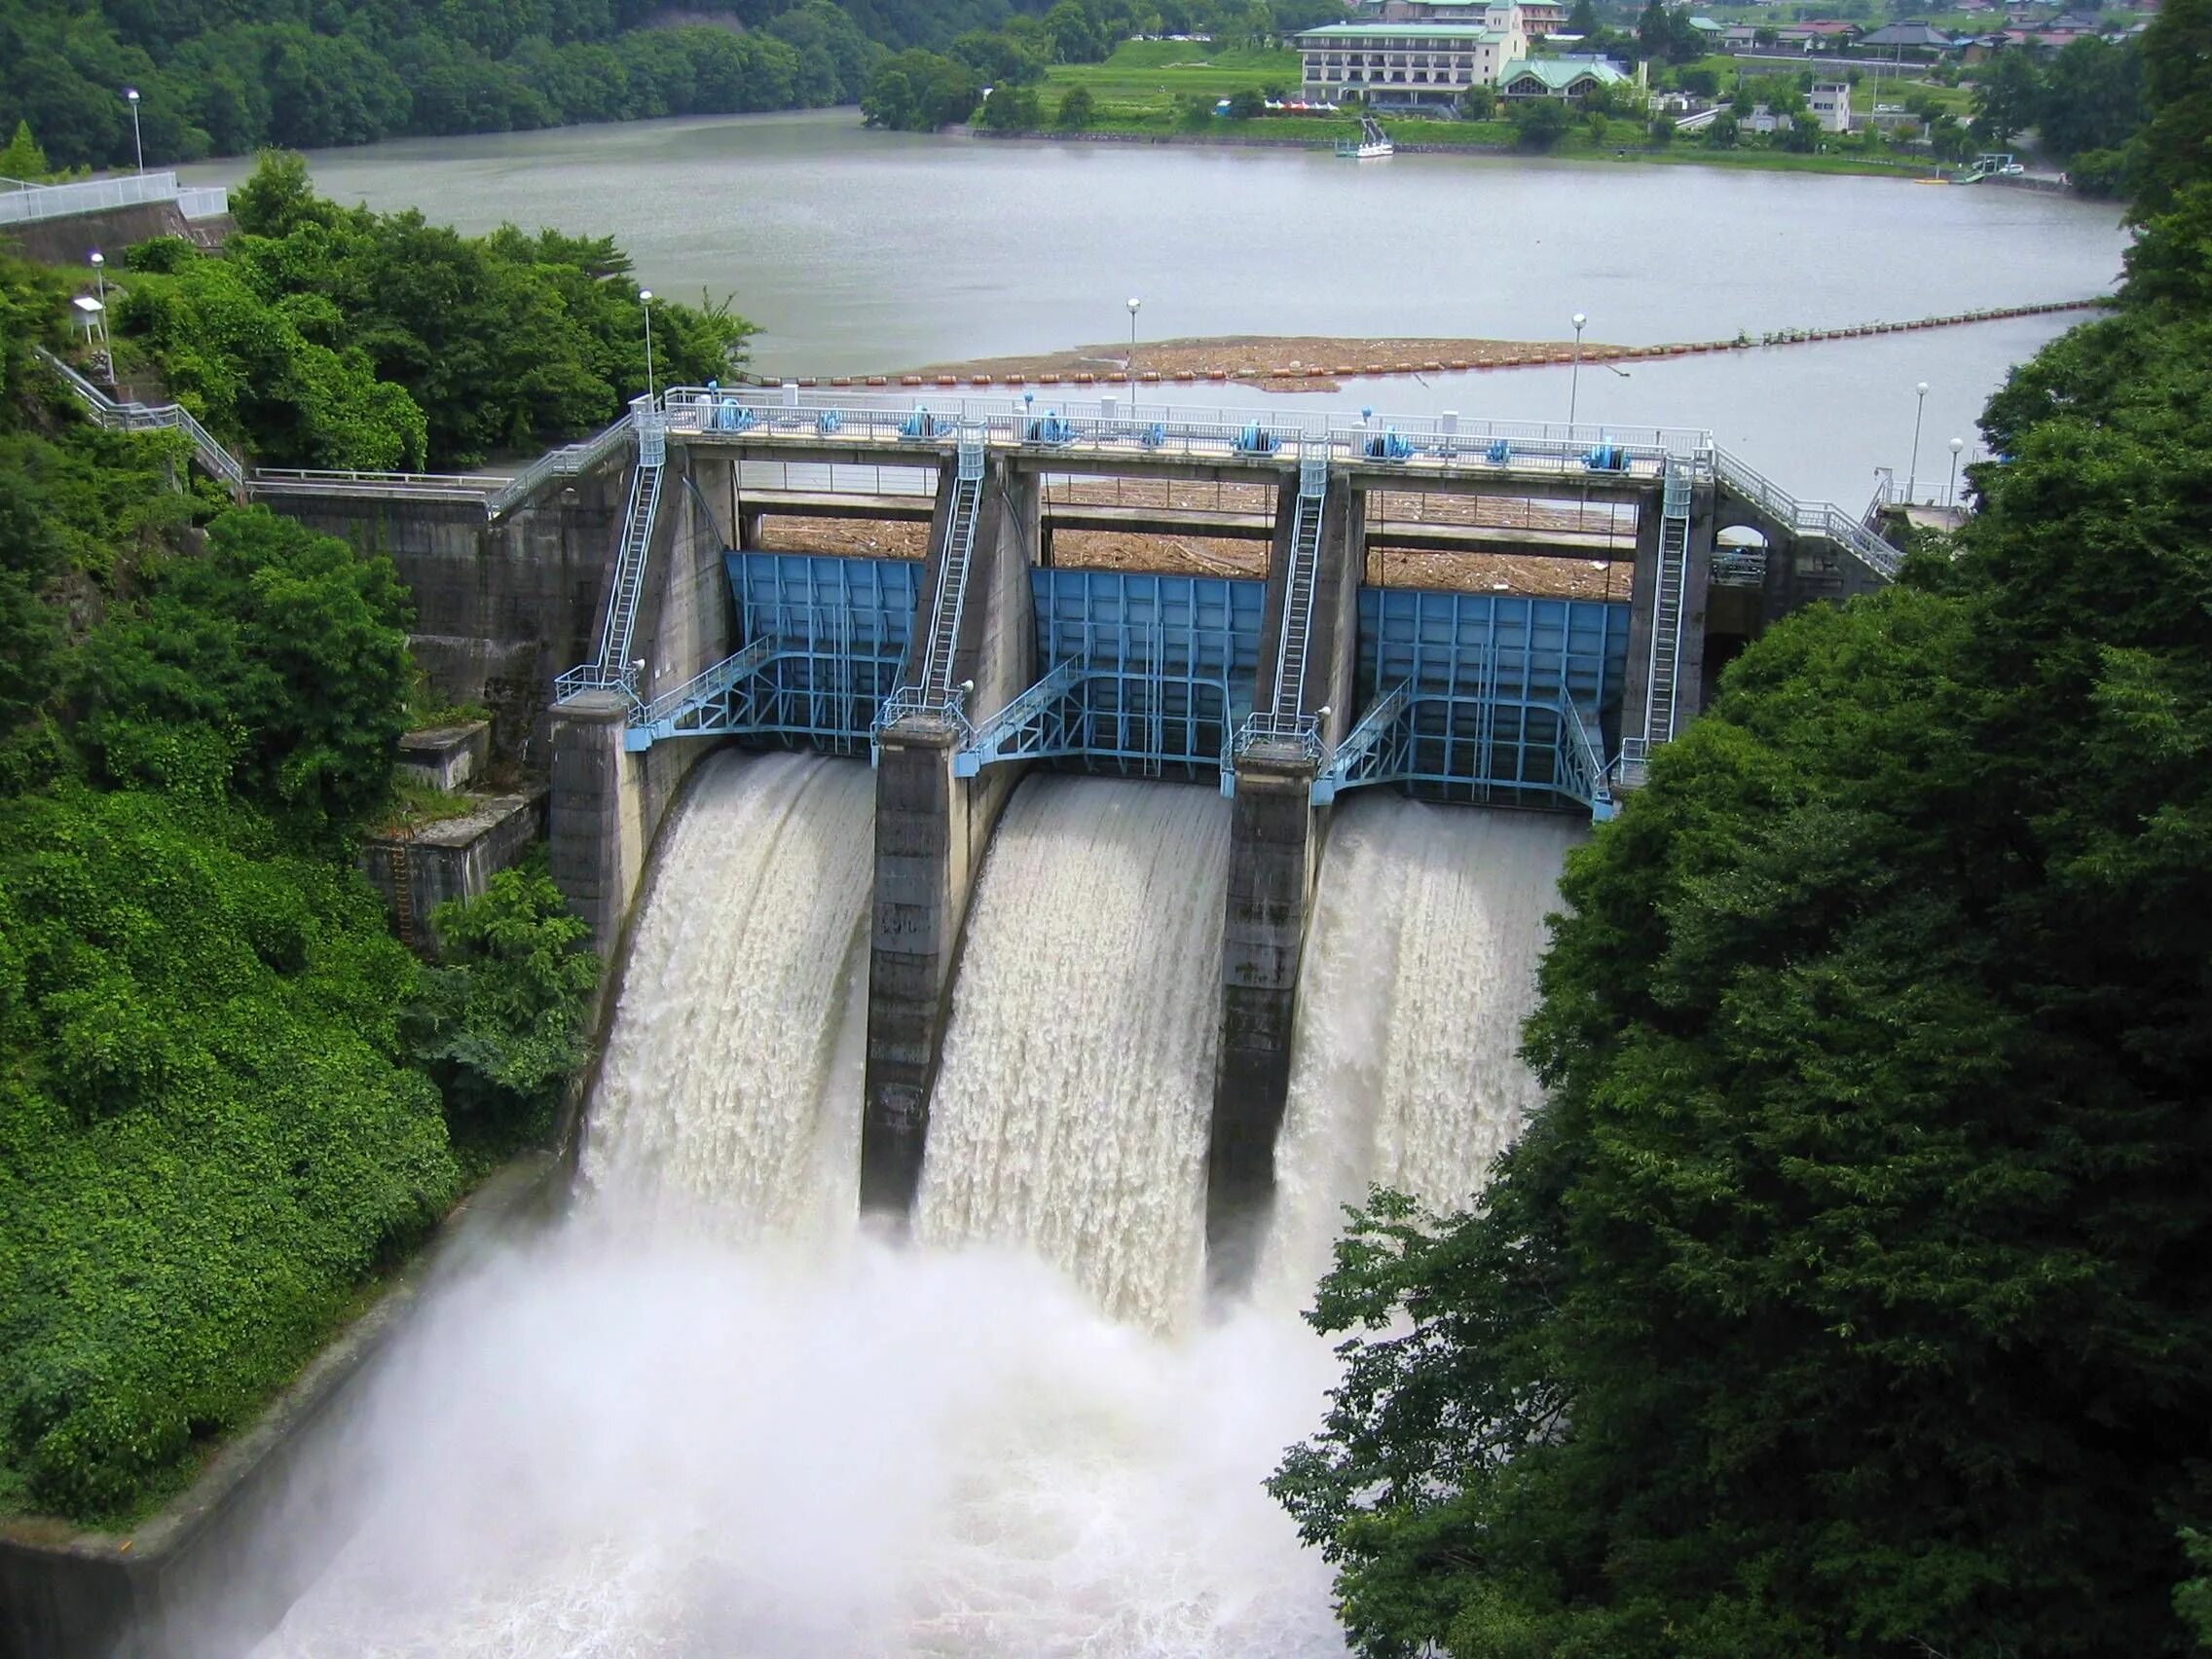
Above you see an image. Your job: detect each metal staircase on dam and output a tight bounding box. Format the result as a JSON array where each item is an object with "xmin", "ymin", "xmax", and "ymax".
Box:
[
  {"xmin": 1644, "ymin": 457, "xmax": 1693, "ymax": 749},
  {"xmin": 556, "ymin": 402, "xmax": 667, "ymax": 702},
  {"xmin": 921, "ymin": 433, "xmax": 987, "ymax": 705},
  {"xmin": 1232, "ymin": 455, "xmax": 1330, "ymax": 762}
]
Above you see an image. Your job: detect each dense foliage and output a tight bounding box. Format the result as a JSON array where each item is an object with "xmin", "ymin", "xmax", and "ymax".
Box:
[
  {"xmin": 100, "ymin": 154, "xmax": 752, "ymax": 471},
  {"xmin": 405, "ymin": 862, "xmax": 601, "ymax": 1150},
  {"xmin": 1275, "ymin": 1, "xmax": 2212, "ymax": 1652},
  {"xmin": 0, "ymin": 248, "xmax": 599, "ymax": 1523},
  {"xmin": 0, "ymin": 0, "xmax": 930, "ymax": 167}
]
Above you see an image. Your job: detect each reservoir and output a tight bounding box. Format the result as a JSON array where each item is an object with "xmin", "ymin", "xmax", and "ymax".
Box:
[
  {"xmin": 189, "ymin": 110, "xmax": 2125, "ymax": 370},
  {"xmin": 187, "ymin": 111, "xmax": 2128, "ymax": 499}
]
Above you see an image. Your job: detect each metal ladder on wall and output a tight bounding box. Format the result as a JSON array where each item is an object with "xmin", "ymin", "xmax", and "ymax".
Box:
[
  {"xmin": 387, "ymin": 837, "xmax": 418, "ymax": 952},
  {"xmin": 918, "ymin": 429, "xmax": 987, "ymax": 706},
  {"xmin": 590, "ymin": 402, "xmax": 668, "ymax": 697},
  {"xmin": 1265, "ymin": 456, "xmax": 1330, "ymax": 731},
  {"xmin": 1642, "ymin": 457, "xmax": 1693, "ymax": 749}
]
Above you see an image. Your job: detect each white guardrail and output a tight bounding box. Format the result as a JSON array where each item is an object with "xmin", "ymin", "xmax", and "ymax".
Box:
[{"xmin": 0, "ymin": 171, "xmax": 229, "ymax": 227}]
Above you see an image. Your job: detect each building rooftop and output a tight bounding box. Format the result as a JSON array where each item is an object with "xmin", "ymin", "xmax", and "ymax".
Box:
[
  {"xmin": 1500, "ymin": 57, "xmax": 1631, "ymax": 85},
  {"xmin": 1298, "ymin": 21, "xmax": 1516, "ymax": 38},
  {"xmin": 1859, "ymin": 18, "xmax": 1959, "ymax": 42}
]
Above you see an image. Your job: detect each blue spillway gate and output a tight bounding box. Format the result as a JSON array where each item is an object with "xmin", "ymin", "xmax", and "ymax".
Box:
[
  {"xmin": 1321, "ymin": 589, "xmax": 1631, "ymax": 809},
  {"xmin": 631, "ymin": 555, "xmax": 1625, "ymax": 811},
  {"xmin": 623, "ymin": 553, "xmax": 917, "ymax": 752},
  {"xmin": 956, "ymin": 571, "xmax": 1265, "ymax": 779}
]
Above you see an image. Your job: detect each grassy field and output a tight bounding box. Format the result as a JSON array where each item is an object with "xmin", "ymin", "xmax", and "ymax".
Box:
[{"xmin": 1041, "ymin": 40, "xmax": 1304, "ymax": 124}]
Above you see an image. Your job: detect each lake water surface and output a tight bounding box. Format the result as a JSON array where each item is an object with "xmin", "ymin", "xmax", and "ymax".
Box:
[{"xmin": 187, "ymin": 109, "xmax": 2128, "ymax": 501}]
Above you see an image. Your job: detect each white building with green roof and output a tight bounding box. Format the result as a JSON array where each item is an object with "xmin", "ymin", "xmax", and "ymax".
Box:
[
  {"xmin": 1496, "ymin": 56, "xmax": 1637, "ymax": 99},
  {"xmin": 1295, "ymin": 7, "xmax": 1530, "ymax": 110}
]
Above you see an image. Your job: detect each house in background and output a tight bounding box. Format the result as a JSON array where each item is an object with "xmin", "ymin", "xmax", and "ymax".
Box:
[{"xmin": 1807, "ymin": 80, "xmax": 1852, "ymax": 131}]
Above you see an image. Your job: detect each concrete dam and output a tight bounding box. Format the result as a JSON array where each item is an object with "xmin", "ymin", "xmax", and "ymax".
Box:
[{"xmin": 498, "ymin": 384, "xmax": 1893, "ymax": 1278}]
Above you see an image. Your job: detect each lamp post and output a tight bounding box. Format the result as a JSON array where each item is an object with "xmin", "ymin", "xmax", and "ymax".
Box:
[
  {"xmin": 639, "ymin": 288, "xmax": 655, "ymax": 399},
  {"xmin": 1946, "ymin": 436, "xmax": 1964, "ymax": 509},
  {"xmin": 1126, "ymin": 296, "xmax": 1141, "ymax": 367},
  {"xmin": 124, "ymin": 88, "xmax": 142, "ymax": 173},
  {"xmin": 88, "ymin": 251, "xmax": 110, "ymax": 369},
  {"xmin": 1906, "ymin": 380, "xmax": 1929, "ymax": 501},
  {"xmin": 1568, "ymin": 311, "xmax": 1588, "ymax": 429}
]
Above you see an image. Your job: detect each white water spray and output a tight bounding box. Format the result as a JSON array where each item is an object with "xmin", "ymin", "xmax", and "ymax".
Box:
[
  {"xmin": 244, "ymin": 758, "xmax": 1343, "ymax": 1659},
  {"xmin": 1260, "ymin": 796, "xmax": 1582, "ymax": 1306},
  {"xmin": 917, "ymin": 777, "xmax": 1231, "ymax": 1333},
  {"xmin": 582, "ymin": 750, "xmax": 874, "ymax": 1242}
]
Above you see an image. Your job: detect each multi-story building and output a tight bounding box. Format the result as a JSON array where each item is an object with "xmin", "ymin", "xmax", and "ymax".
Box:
[
  {"xmin": 1807, "ymin": 80, "xmax": 1853, "ymax": 131},
  {"xmin": 1295, "ymin": 4, "xmax": 1530, "ymax": 110}
]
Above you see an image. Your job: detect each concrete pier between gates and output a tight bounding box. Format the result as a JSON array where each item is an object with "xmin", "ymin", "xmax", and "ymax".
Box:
[
  {"xmin": 1208, "ymin": 474, "xmax": 1365, "ymax": 1282},
  {"xmin": 861, "ymin": 460, "xmax": 1037, "ymax": 1216}
]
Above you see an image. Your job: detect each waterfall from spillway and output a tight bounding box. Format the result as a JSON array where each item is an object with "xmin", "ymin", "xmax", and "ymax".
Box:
[
  {"xmin": 1260, "ymin": 795, "xmax": 1583, "ymax": 1307},
  {"xmin": 582, "ymin": 749, "xmax": 874, "ymax": 1240},
  {"xmin": 244, "ymin": 758, "xmax": 1344, "ymax": 1659},
  {"xmin": 918, "ymin": 776, "xmax": 1231, "ymax": 1333}
]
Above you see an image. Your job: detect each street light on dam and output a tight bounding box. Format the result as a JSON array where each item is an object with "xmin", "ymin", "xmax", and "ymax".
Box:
[
  {"xmin": 639, "ymin": 289, "xmax": 656, "ymax": 398},
  {"xmin": 1569, "ymin": 312, "xmax": 1588, "ymax": 428},
  {"xmin": 124, "ymin": 88, "xmax": 142, "ymax": 173},
  {"xmin": 1126, "ymin": 297, "xmax": 1141, "ymax": 364},
  {"xmin": 1907, "ymin": 381, "xmax": 1929, "ymax": 501}
]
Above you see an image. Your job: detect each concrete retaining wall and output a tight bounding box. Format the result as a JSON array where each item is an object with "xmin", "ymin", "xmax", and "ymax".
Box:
[
  {"xmin": 360, "ymin": 793, "xmax": 545, "ymax": 953},
  {"xmin": 268, "ymin": 460, "xmax": 631, "ymax": 765}
]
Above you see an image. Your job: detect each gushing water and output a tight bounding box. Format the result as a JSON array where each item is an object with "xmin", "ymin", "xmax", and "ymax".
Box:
[
  {"xmin": 582, "ymin": 750, "xmax": 874, "ymax": 1242},
  {"xmin": 1260, "ymin": 796, "xmax": 1582, "ymax": 1306},
  {"xmin": 243, "ymin": 759, "xmax": 1342, "ymax": 1659},
  {"xmin": 917, "ymin": 778, "xmax": 1231, "ymax": 1332}
]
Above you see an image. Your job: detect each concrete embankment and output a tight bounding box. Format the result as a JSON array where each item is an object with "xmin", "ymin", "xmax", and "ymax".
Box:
[{"xmin": 741, "ymin": 299, "xmax": 2108, "ymax": 396}]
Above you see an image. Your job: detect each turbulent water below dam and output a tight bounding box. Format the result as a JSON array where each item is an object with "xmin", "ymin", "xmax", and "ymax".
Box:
[{"xmin": 246, "ymin": 756, "xmax": 1575, "ymax": 1657}]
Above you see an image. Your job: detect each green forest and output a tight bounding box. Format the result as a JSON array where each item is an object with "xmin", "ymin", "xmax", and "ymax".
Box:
[
  {"xmin": 1272, "ymin": 0, "xmax": 2212, "ymax": 1651},
  {"xmin": 0, "ymin": 236, "xmax": 601, "ymax": 1522},
  {"xmin": 105, "ymin": 154, "xmax": 751, "ymax": 471}
]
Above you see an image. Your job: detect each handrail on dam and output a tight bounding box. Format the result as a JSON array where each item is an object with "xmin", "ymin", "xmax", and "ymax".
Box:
[
  {"xmin": 38, "ymin": 347, "xmax": 245, "ymax": 492},
  {"xmin": 653, "ymin": 385, "xmax": 1905, "ymax": 576},
  {"xmin": 39, "ymin": 347, "xmax": 638, "ymax": 518}
]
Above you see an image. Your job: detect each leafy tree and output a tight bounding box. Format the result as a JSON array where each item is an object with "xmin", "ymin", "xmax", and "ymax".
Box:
[
  {"xmin": 1705, "ymin": 107, "xmax": 1740, "ymax": 145},
  {"xmin": 1456, "ymin": 84, "xmax": 1497, "ymax": 120},
  {"xmin": 1046, "ymin": 0, "xmax": 1109, "ymax": 62},
  {"xmin": 1057, "ymin": 83, "xmax": 1098, "ymax": 127},
  {"xmin": 1649, "ymin": 111, "xmax": 1676, "ymax": 143},
  {"xmin": 77, "ymin": 506, "xmax": 415, "ymax": 844},
  {"xmin": 1566, "ymin": 0, "xmax": 1599, "ymax": 32},
  {"xmin": 2134, "ymin": 0, "xmax": 2212, "ymax": 213},
  {"xmin": 1970, "ymin": 46, "xmax": 2042, "ymax": 145},
  {"xmin": 862, "ymin": 48, "xmax": 983, "ymax": 129},
  {"xmin": 1510, "ymin": 95, "xmax": 1571, "ymax": 148},
  {"xmin": 404, "ymin": 862, "xmax": 599, "ymax": 1148},
  {"xmin": 978, "ymin": 82, "xmax": 1043, "ymax": 128},
  {"xmin": 1228, "ymin": 87, "xmax": 1267, "ymax": 119},
  {"xmin": 1278, "ymin": 22, "xmax": 2212, "ymax": 1656},
  {"xmin": 0, "ymin": 120, "xmax": 53, "ymax": 181},
  {"xmin": 2038, "ymin": 36, "xmax": 2143, "ymax": 159}
]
